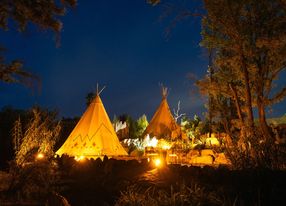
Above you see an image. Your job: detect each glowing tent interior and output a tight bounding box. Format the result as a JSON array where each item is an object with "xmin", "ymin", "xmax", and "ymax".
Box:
[
  {"xmin": 56, "ymin": 91, "xmax": 128, "ymax": 159},
  {"xmin": 142, "ymin": 87, "xmax": 183, "ymax": 139}
]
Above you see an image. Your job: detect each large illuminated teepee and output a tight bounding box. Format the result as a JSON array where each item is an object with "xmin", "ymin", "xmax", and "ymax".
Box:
[
  {"xmin": 56, "ymin": 90, "xmax": 127, "ymax": 158},
  {"xmin": 143, "ymin": 87, "xmax": 182, "ymax": 139}
]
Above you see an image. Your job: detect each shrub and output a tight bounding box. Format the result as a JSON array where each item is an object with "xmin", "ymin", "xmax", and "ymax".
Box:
[
  {"xmin": 226, "ymin": 136, "xmax": 286, "ymax": 170},
  {"xmin": 7, "ymin": 160, "xmax": 58, "ymax": 202}
]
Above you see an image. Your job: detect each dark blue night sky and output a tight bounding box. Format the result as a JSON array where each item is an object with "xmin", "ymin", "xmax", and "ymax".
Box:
[{"xmin": 0, "ymin": 0, "xmax": 285, "ymax": 120}]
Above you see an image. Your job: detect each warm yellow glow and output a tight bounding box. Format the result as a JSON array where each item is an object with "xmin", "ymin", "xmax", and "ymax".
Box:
[
  {"xmin": 150, "ymin": 138, "xmax": 158, "ymax": 147},
  {"xmin": 36, "ymin": 153, "xmax": 44, "ymax": 160},
  {"xmin": 206, "ymin": 137, "xmax": 220, "ymax": 146},
  {"xmin": 75, "ymin": 155, "xmax": 86, "ymax": 162},
  {"xmin": 154, "ymin": 158, "xmax": 162, "ymax": 167},
  {"xmin": 161, "ymin": 142, "xmax": 172, "ymax": 150},
  {"xmin": 157, "ymin": 139, "xmax": 172, "ymax": 150},
  {"xmin": 169, "ymin": 153, "xmax": 177, "ymax": 157},
  {"xmin": 145, "ymin": 135, "xmax": 158, "ymax": 147},
  {"xmin": 56, "ymin": 95, "xmax": 128, "ymax": 158}
]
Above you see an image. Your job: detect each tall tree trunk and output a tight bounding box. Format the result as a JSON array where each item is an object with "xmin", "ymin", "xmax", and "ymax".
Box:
[
  {"xmin": 241, "ymin": 55, "xmax": 255, "ymax": 133},
  {"xmin": 208, "ymin": 49, "xmax": 214, "ymax": 137},
  {"xmin": 222, "ymin": 117, "xmax": 231, "ymax": 136},
  {"xmin": 255, "ymin": 58, "xmax": 272, "ymax": 140},
  {"xmin": 229, "ymin": 84, "xmax": 243, "ymax": 123},
  {"xmin": 257, "ymin": 90, "xmax": 272, "ymax": 140},
  {"xmin": 229, "ymin": 83, "xmax": 246, "ymax": 138}
]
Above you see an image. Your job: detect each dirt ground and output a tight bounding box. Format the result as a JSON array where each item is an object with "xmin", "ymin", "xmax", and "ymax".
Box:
[
  {"xmin": 1, "ymin": 158, "xmax": 286, "ymax": 205},
  {"xmin": 57, "ymin": 158, "xmax": 286, "ymax": 205}
]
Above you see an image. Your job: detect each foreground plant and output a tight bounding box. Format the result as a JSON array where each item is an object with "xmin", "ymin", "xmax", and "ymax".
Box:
[
  {"xmin": 115, "ymin": 183, "xmax": 224, "ymax": 206},
  {"xmin": 13, "ymin": 108, "xmax": 61, "ymax": 166},
  {"xmin": 2, "ymin": 108, "xmax": 64, "ymax": 204}
]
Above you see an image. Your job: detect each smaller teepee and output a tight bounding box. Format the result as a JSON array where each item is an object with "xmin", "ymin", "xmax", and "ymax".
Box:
[
  {"xmin": 143, "ymin": 86, "xmax": 182, "ymax": 139},
  {"xmin": 56, "ymin": 88, "xmax": 127, "ymax": 158}
]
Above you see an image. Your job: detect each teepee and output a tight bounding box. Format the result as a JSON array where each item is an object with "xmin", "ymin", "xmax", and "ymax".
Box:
[
  {"xmin": 143, "ymin": 87, "xmax": 182, "ymax": 139},
  {"xmin": 56, "ymin": 90, "xmax": 127, "ymax": 158}
]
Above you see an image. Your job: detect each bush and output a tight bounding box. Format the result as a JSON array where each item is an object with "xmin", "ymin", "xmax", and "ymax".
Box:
[
  {"xmin": 7, "ymin": 160, "xmax": 58, "ymax": 202},
  {"xmin": 226, "ymin": 137, "xmax": 286, "ymax": 170}
]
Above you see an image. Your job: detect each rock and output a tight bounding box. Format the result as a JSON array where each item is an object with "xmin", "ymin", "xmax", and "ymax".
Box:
[
  {"xmin": 215, "ymin": 153, "xmax": 231, "ymax": 165},
  {"xmin": 201, "ymin": 149, "xmax": 215, "ymax": 157},
  {"xmin": 189, "ymin": 155, "xmax": 214, "ymax": 164},
  {"xmin": 187, "ymin": 150, "xmax": 200, "ymax": 157}
]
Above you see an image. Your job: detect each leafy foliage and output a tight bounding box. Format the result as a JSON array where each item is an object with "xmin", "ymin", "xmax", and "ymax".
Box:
[
  {"xmin": 147, "ymin": 0, "xmax": 161, "ymax": 6},
  {"xmin": 226, "ymin": 139, "xmax": 286, "ymax": 170},
  {"xmin": 199, "ymin": 0, "xmax": 286, "ymax": 141},
  {"xmin": 0, "ymin": 53, "xmax": 38, "ymax": 87},
  {"xmin": 12, "ymin": 117, "xmax": 23, "ymax": 153},
  {"xmin": 14, "ymin": 108, "xmax": 61, "ymax": 166},
  {"xmin": 115, "ymin": 114, "xmax": 148, "ymax": 140},
  {"xmin": 85, "ymin": 92, "xmax": 96, "ymax": 106},
  {"xmin": 0, "ymin": 0, "xmax": 76, "ymax": 32},
  {"xmin": 8, "ymin": 160, "xmax": 58, "ymax": 202},
  {"xmin": 0, "ymin": 0, "xmax": 76, "ymax": 85},
  {"xmin": 136, "ymin": 115, "xmax": 149, "ymax": 138},
  {"xmin": 181, "ymin": 115, "xmax": 201, "ymax": 138}
]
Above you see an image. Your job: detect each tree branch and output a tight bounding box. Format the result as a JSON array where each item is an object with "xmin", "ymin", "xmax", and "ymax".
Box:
[{"xmin": 267, "ymin": 87, "xmax": 286, "ymax": 105}]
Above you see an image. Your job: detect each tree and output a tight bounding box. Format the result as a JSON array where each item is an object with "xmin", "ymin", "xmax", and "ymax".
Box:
[
  {"xmin": 114, "ymin": 114, "xmax": 149, "ymax": 139},
  {"xmin": 247, "ymin": 1, "xmax": 286, "ymax": 139},
  {"xmin": 14, "ymin": 108, "xmax": 61, "ymax": 166},
  {"xmin": 135, "ymin": 114, "xmax": 149, "ymax": 138},
  {"xmin": 12, "ymin": 117, "xmax": 23, "ymax": 153},
  {"xmin": 0, "ymin": 0, "xmax": 76, "ymax": 85},
  {"xmin": 0, "ymin": 0, "xmax": 76, "ymax": 32},
  {"xmin": 200, "ymin": 0, "xmax": 286, "ymax": 140},
  {"xmin": 0, "ymin": 106, "xmax": 30, "ymax": 169},
  {"xmin": 197, "ymin": 58, "xmax": 248, "ymax": 139},
  {"xmin": 117, "ymin": 114, "xmax": 137, "ymax": 139},
  {"xmin": 147, "ymin": 0, "xmax": 161, "ymax": 6},
  {"xmin": 148, "ymin": 0, "xmax": 286, "ymax": 141},
  {"xmin": 0, "ymin": 54, "xmax": 37, "ymax": 87},
  {"xmin": 86, "ymin": 92, "xmax": 96, "ymax": 107},
  {"xmin": 200, "ymin": 1, "xmax": 256, "ymax": 138}
]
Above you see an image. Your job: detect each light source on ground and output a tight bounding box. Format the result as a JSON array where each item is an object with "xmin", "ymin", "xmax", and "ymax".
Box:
[
  {"xmin": 154, "ymin": 158, "xmax": 162, "ymax": 167},
  {"xmin": 75, "ymin": 155, "xmax": 86, "ymax": 162},
  {"xmin": 36, "ymin": 153, "xmax": 44, "ymax": 160}
]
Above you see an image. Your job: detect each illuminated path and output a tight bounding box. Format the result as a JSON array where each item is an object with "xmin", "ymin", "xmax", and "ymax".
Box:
[{"xmin": 136, "ymin": 167, "xmax": 179, "ymax": 187}]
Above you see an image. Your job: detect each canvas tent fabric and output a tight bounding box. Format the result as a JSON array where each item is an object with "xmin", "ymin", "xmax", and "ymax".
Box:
[
  {"xmin": 143, "ymin": 89, "xmax": 182, "ymax": 139},
  {"xmin": 56, "ymin": 95, "xmax": 127, "ymax": 158}
]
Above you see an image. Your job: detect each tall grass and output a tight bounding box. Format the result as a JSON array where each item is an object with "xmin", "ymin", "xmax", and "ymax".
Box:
[{"xmin": 115, "ymin": 183, "xmax": 224, "ymax": 206}]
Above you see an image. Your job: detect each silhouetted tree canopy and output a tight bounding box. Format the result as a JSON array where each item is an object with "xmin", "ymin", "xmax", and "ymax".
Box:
[
  {"xmin": 0, "ymin": 0, "xmax": 76, "ymax": 32},
  {"xmin": 148, "ymin": 0, "xmax": 286, "ymax": 142},
  {"xmin": 199, "ymin": 0, "xmax": 286, "ymax": 141},
  {"xmin": 0, "ymin": 0, "xmax": 76, "ymax": 86}
]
